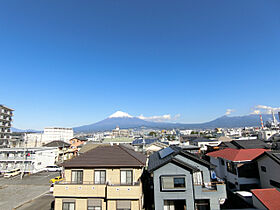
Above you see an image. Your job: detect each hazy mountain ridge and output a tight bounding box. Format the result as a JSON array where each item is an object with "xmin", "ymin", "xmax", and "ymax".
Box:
[{"xmin": 73, "ymin": 114, "xmax": 277, "ymax": 132}]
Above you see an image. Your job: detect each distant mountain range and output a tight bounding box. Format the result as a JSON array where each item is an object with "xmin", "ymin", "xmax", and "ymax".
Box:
[
  {"xmin": 11, "ymin": 128, "xmax": 40, "ymax": 133},
  {"xmin": 73, "ymin": 111, "xmax": 278, "ymax": 133}
]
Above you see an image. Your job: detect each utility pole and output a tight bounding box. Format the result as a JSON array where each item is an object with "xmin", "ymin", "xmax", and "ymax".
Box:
[{"xmin": 21, "ymin": 133, "xmax": 27, "ymax": 179}]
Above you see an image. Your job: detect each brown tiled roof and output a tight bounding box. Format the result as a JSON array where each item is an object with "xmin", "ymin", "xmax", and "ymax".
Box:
[{"xmin": 62, "ymin": 145, "xmax": 147, "ymax": 168}]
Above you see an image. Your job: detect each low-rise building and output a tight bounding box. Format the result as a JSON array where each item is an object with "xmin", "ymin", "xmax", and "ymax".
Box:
[
  {"xmin": 253, "ymin": 150, "xmax": 280, "ymax": 189},
  {"xmin": 251, "ymin": 188, "xmax": 280, "ymax": 210},
  {"xmin": 0, "ymin": 147, "xmax": 57, "ymax": 174},
  {"xmin": 53, "ymin": 145, "xmax": 146, "ymax": 210},
  {"xmin": 147, "ymin": 146, "xmax": 227, "ymax": 210},
  {"xmin": 207, "ymin": 148, "xmax": 267, "ymax": 191},
  {"xmin": 44, "ymin": 140, "xmax": 74, "ymax": 164}
]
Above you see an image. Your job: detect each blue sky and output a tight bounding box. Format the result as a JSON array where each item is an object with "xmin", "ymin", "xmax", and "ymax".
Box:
[{"xmin": 0, "ymin": 0, "xmax": 280, "ymax": 129}]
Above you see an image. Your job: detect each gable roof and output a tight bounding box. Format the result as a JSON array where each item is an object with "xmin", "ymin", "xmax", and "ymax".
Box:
[
  {"xmin": 78, "ymin": 143, "xmax": 110, "ymax": 154},
  {"xmin": 231, "ymin": 140, "xmax": 270, "ymax": 149},
  {"xmin": 253, "ymin": 150, "xmax": 280, "ymax": 165},
  {"xmin": 63, "ymin": 145, "xmax": 146, "ymax": 168},
  {"xmin": 207, "ymin": 148, "xmax": 267, "ymax": 162},
  {"xmin": 44, "ymin": 140, "xmax": 70, "ymax": 148},
  {"xmin": 251, "ymin": 188, "xmax": 280, "ymax": 210},
  {"xmin": 148, "ymin": 146, "xmax": 215, "ymax": 172}
]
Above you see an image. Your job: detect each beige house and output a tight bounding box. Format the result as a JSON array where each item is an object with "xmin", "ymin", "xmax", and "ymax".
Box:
[{"xmin": 53, "ymin": 145, "xmax": 146, "ymax": 210}]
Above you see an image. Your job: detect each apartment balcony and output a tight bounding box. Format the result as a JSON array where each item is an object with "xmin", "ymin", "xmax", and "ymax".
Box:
[
  {"xmin": 106, "ymin": 182, "xmax": 142, "ymax": 199},
  {"xmin": 54, "ymin": 182, "xmax": 106, "ymax": 197},
  {"xmin": 0, "ymin": 156, "xmax": 35, "ymax": 161},
  {"xmin": 194, "ymin": 181, "xmax": 227, "ymax": 199}
]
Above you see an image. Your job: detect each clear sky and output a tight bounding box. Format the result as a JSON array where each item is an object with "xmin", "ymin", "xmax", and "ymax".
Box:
[{"xmin": 0, "ymin": 0, "xmax": 280, "ymax": 129}]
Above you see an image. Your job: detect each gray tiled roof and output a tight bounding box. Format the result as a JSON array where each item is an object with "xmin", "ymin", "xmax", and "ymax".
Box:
[{"xmin": 148, "ymin": 146, "xmax": 215, "ymax": 172}]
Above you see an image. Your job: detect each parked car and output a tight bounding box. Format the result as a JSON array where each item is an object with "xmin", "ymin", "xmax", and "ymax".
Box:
[
  {"xmin": 50, "ymin": 176, "xmax": 63, "ymax": 183},
  {"xmin": 50, "ymin": 183, "xmax": 54, "ymax": 193},
  {"xmin": 45, "ymin": 165, "xmax": 61, "ymax": 172},
  {"xmin": 4, "ymin": 168, "xmax": 21, "ymax": 178}
]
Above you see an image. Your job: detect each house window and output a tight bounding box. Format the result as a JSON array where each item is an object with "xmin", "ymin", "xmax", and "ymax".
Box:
[
  {"xmin": 195, "ymin": 199, "xmax": 210, "ymax": 210},
  {"xmin": 193, "ymin": 172, "xmax": 203, "ymax": 185},
  {"xmin": 71, "ymin": 170, "xmax": 83, "ymax": 184},
  {"xmin": 121, "ymin": 170, "xmax": 132, "ymax": 185},
  {"xmin": 270, "ymin": 180, "xmax": 280, "ymax": 188},
  {"xmin": 94, "ymin": 170, "xmax": 106, "ymax": 184},
  {"xmin": 88, "ymin": 199, "xmax": 102, "ymax": 210},
  {"xmin": 161, "ymin": 176, "xmax": 186, "ymax": 191},
  {"xmin": 261, "ymin": 166, "xmax": 266, "ymax": 172},
  {"xmin": 220, "ymin": 159, "xmax": 225, "ymax": 165},
  {"xmin": 117, "ymin": 200, "xmax": 131, "ymax": 210},
  {"xmin": 63, "ymin": 202, "xmax": 75, "ymax": 210},
  {"xmin": 226, "ymin": 161, "xmax": 237, "ymax": 175}
]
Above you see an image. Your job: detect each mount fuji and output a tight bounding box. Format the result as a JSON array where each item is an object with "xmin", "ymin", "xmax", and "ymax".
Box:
[{"xmin": 73, "ymin": 111, "xmax": 275, "ymax": 133}]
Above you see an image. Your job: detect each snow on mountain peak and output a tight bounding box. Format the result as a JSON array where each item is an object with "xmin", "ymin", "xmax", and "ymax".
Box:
[{"xmin": 109, "ymin": 111, "xmax": 133, "ymax": 118}]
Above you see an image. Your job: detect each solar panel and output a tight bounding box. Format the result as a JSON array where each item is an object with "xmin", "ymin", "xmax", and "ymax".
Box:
[{"xmin": 159, "ymin": 147, "xmax": 174, "ymax": 159}]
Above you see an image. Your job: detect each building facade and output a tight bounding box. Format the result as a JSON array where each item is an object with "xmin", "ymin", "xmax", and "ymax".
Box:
[
  {"xmin": 207, "ymin": 148, "xmax": 267, "ymax": 191},
  {"xmin": 43, "ymin": 128, "xmax": 74, "ymax": 144},
  {"xmin": 253, "ymin": 150, "xmax": 280, "ymax": 190},
  {"xmin": 148, "ymin": 146, "xmax": 227, "ymax": 210},
  {"xmin": 0, "ymin": 105, "xmax": 14, "ymax": 147},
  {"xmin": 0, "ymin": 147, "xmax": 57, "ymax": 174},
  {"xmin": 53, "ymin": 145, "xmax": 146, "ymax": 210}
]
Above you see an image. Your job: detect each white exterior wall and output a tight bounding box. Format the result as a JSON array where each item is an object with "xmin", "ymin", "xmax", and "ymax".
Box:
[
  {"xmin": 43, "ymin": 128, "xmax": 74, "ymax": 144},
  {"xmin": 26, "ymin": 133, "xmax": 44, "ymax": 147},
  {"xmin": 34, "ymin": 148, "xmax": 57, "ymax": 172},
  {"xmin": 0, "ymin": 147, "xmax": 57, "ymax": 174},
  {"xmin": 210, "ymin": 157, "xmax": 259, "ymax": 190},
  {"xmin": 257, "ymin": 156, "xmax": 280, "ymax": 189}
]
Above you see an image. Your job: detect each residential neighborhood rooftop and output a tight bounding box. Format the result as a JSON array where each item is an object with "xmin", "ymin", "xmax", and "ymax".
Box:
[
  {"xmin": 251, "ymin": 188, "xmax": 280, "ymax": 210},
  {"xmin": 62, "ymin": 145, "xmax": 146, "ymax": 168},
  {"xmin": 207, "ymin": 148, "xmax": 268, "ymax": 162}
]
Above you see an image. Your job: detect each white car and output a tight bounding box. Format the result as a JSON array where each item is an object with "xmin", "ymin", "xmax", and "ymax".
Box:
[
  {"xmin": 4, "ymin": 168, "xmax": 21, "ymax": 178},
  {"xmin": 45, "ymin": 165, "xmax": 61, "ymax": 172}
]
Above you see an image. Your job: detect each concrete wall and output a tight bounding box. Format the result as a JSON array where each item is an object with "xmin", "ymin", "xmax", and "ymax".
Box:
[
  {"xmin": 175, "ymin": 154, "xmax": 211, "ymax": 182},
  {"xmin": 252, "ymin": 195, "xmax": 267, "ymax": 210},
  {"xmin": 153, "ymin": 162, "xmax": 195, "ymax": 210},
  {"xmin": 258, "ymin": 156, "xmax": 280, "ymax": 189}
]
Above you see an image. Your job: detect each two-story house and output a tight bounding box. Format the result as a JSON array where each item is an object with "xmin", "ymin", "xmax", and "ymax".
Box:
[
  {"xmin": 147, "ymin": 146, "xmax": 227, "ymax": 210},
  {"xmin": 207, "ymin": 148, "xmax": 267, "ymax": 191},
  {"xmin": 252, "ymin": 150, "xmax": 280, "ymax": 189},
  {"xmin": 53, "ymin": 145, "xmax": 146, "ymax": 210}
]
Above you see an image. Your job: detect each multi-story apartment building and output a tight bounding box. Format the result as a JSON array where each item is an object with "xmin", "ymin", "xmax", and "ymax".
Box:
[
  {"xmin": 0, "ymin": 147, "xmax": 57, "ymax": 174},
  {"xmin": 147, "ymin": 146, "xmax": 227, "ymax": 210},
  {"xmin": 0, "ymin": 105, "xmax": 14, "ymax": 147},
  {"xmin": 43, "ymin": 128, "xmax": 74, "ymax": 144},
  {"xmin": 54, "ymin": 145, "xmax": 146, "ymax": 210}
]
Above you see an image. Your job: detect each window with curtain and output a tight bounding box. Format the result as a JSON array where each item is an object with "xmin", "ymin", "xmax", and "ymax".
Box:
[
  {"xmin": 94, "ymin": 170, "xmax": 106, "ymax": 184},
  {"xmin": 161, "ymin": 176, "xmax": 186, "ymax": 190},
  {"xmin": 193, "ymin": 171, "xmax": 203, "ymax": 185},
  {"xmin": 88, "ymin": 199, "xmax": 102, "ymax": 210},
  {"xmin": 71, "ymin": 170, "xmax": 83, "ymax": 184},
  {"xmin": 120, "ymin": 170, "xmax": 132, "ymax": 185},
  {"xmin": 117, "ymin": 200, "xmax": 131, "ymax": 210},
  {"xmin": 62, "ymin": 202, "xmax": 75, "ymax": 210}
]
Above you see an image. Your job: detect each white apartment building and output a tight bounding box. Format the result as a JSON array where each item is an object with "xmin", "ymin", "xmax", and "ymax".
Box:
[
  {"xmin": 0, "ymin": 147, "xmax": 57, "ymax": 174},
  {"xmin": 25, "ymin": 128, "xmax": 74, "ymax": 147},
  {"xmin": 43, "ymin": 128, "xmax": 73, "ymax": 144},
  {"xmin": 0, "ymin": 105, "xmax": 14, "ymax": 147}
]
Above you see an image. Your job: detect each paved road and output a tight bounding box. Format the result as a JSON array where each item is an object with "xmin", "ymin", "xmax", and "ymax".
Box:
[
  {"xmin": 17, "ymin": 193, "xmax": 54, "ymax": 210},
  {"xmin": 0, "ymin": 171, "xmax": 59, "ymax": 210}
]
